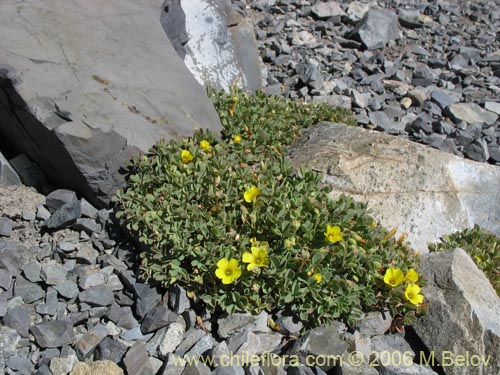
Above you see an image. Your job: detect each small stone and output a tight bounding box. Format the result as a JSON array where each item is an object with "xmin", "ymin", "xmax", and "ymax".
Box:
[
  {"xmin": 31, "ymin": 320, "xmax": 75, "ymax": 348},
  {"xmin": 430, "ymin": 89, "xmax": 461, "ymax": 110},
  {"xmin": 4, "ymin": 305, "xmax": 31, "ymax": 337},
  {"xmin": 141, "ymin": 304, "xmax": 178, "ymax": 333},
  {"xmin": 5, "ymin": 356, "xmax": 34, "ymax": 373},
  {"xmin": 120, "ymin": 326, "xmax": 154, "ymax": 342},
  {"xmin": 74, "ymin": 243, "xmax": 99, "ymax": 265},
  {"xmin": 0, "ymin": 268, "xmax": 12, "ymax": 290},
  {"xmin": 95, "ymin": 337, "xmax": 128, "ymax": 363},
  {"xmin": 356, "ymin": 312, "xmax": 392, "ymax": 336},
  {"xmin": 36, "ymin": 288, "xmax": 59, "ymax": 316},
  {"xmin": 54, "ymin": 279, "xmax": 79, "ymax": 299},
  {"xmin": 41, "ymin": 262, "xmax": 68, "ymax": 286},
  {"xmin": 79, "ymin": 271, "xmax": 107, "ymax": 289},
  {"xmin": 484, "ymin": 101, "xmax": 500, "ymax": 115},
  {"xmin": 70, "ymin": 360, "xmax": 124, "ymax": 375},
  {"xmin": 80, "ymin": 198, "xmax": 98, "ymax": 219},
  {"xmin": 79, "ymin": 286, "xmax": 114, "ymax": 306},
  {"xmin": 400, "ymin": 97, "xmax": 412, "ymax": 109},
  {"xmin": 169, "ymin": 284, "xmax": 190, "ymax": 314},
  {"xmin": 74, "ymin": 324, "xmax": 109, "ymax": 359},
  {"xmin": 159, "ymin": 322, "xmax": 186, "ymax": 356},
  {"xmin": 175, "ymin": 328, "xmax": 205, "ymax": 357},
  {"xmin": 22, "ymin": 210, "xmax": 36, "ymax": 221},
  {"xmin": 0, "ymin": 217, "xmax": 14, "ymax": 237},
  {"xmin": 311, "ymin": 2, "xmax": 345, "ymax": 22},
  {"xmin": 184, "ymin": 334, "xmax": 214, "ymax": 358},
  {"xmin": 50, "ymin": 355, "xmax": 78, "ymax": 375},
  {"xmin": 46, "ymin": 189, "xmax": 78, "ymax": 212},
  {"xmin": 123, "ymin": 341, "xmax": 156, "ymax": 375},
  {"xmin": 37, "ymin": 204, "xmax": 52, "ymax": 221},
  {"xmin": 44, "ymin": 198, "xmax": 82, "ymax": 230},
  {"xmin": 14, "ymin": 275, "xmax": 45, "ymax": 303},
  {"xmin": 227, "ymin": 330, "xmax": 260, "ymax": 358},
  {"xmin": 22, "ymin": 261, "xmax": 42, "ymax": 282},
  {"xmin": 276, "ymin": 315, "xmax": 303, "ymax": 336},
  {"xmin": 447, "ymin": 103, "xmax": 498, "ymax": 125},
  {"xmin": 291, "ymin": 31, "xmax": 318, "ymax": 48},
  {"xmin": 0, "ymin": 325, "xmax": 21, "ymax": 358},
  {"xmin": 217, "ymin": 313, "xmax": 258, "ymax": 339},
  {"xmin": 133, "ymin": 282, "xmax": 162, "ymax": 319},
  {"xmin": 72, "ymin": 218, "xmax": 102, "ymax": 235}
]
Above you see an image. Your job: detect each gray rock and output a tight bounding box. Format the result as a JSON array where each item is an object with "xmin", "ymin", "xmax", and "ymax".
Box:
[
  {"xmin": 14, "ymin": 275, "xmax": 45, "ymax": 303},
  {"xmin": 347, "ymin": 1, "xmax": 370, "ymax": 22},
  {"xmin": 53, "ymin": 279, "xmax": 79, "ymax": 299},
  {"xmin": 217, "ymin": 313, "xmax": 258, "ymax": 339},
  {"xmin": 175, "ymin": 329, "xmax": 206, "ymax": 357},
  {"xmin": 181, "ymin": 362, "xmax": 211, "ymax": 375},
  {"xmin": 484, "ymin": 101, "xmax": 500, "ymax": 115},
  {"xmin": 159, "ymin": 322, "xmax": 186, "ymax": 356},
  {"xmin": 44, "ymin": 198, "xmax": 82, "ymax": 230},
  {"xmin": 95, "ymin": 337, "xmax": 128, "ymax": 363},
  {"xmin": 446, "ymin": 103, "xmax": 498, "ymax": 125},
  {"xmin": 346, "ymin": 9, "xmax": 400, "ymax": 50},
  {"xmin": 22, "ymin": 209, "xmax": 36, "ymax": 221},
  {"xmin": 430, "ymin": 89, "xmax": 462, "ymax": 110},
  {"xmin": 123, "ymin": 341, "xmax": 156, "ymax": 375},
  {"xmin": 0, "ymin": 325, "xmax": 21, "ymax": 358},
  {"xmin": 79, "ymin": 270, "xmax": 107, "ymax": 289},
  {"xmin": 133, "ymin": 282, "xmax": 162, "ymax": 319},
  {"xmin": 80, "ymin": 198, "xmax": 99, "ymax": 219},
  {"xmin": 289, "ymin": 326, "xmax": 348, "ymax": 371},
  {"xmin": 36, "ymin": 204, "xmax": 52, "ymax": 221},
  {"xmin": 45, "ymin": 189, "xmax": 77, "ymax": 212},
  {"xmin": 4, "ymin": 305, "xmax": 31, "ymax": 337},
  {"xmin": 0, "ymin": 0, "xmax": 222, "ymax": 207},
  {"xmin": 108, "ymin": 304, "xmax": 139, "ymax": 330},
  {"xmin": 74, "ymin": 323, "xmax": 109, "ymax": 359},
  {"xmin": 169, "ymin": 284, "xmax": 191, "ymax": 314},
  {"xmin": 41, "ymin": 262, "xmax": 68, "ymax": 286},
  {"xmin": 79, "ymin": 286, "xmax": 114, "ymax": 306},
  {"xmin": 0, "ymin": 268, "xmax": 12, "ymax": 289},
  {"xmin": 0, "ymin": 239, "xmax": 24, "ymax": 273},
  {"xmin": 276, "ymin": 315, "xmax": 303, "ymax": 336},
  {"xmin": 311, "ymin": 2, "xmax": 345, "ymax": 22},
  {"xmin": 184, "ymin": 334, "xmax": 214, "ymax": 358},
  {"xmin": 413, "ymin": 249, "xmax": 500, "ymax": 375},
  {"xmin": 74, "ymin": 243, "xmax": 99, "ymax": 265},
  {"xmin": 0, "ymin": 217, "xmax": 14, "ymax": 237},
  {"xmin": 0, "ymin": 291, "xmax": 8, "ymax": 317},
  {"xmin": 356, "ymin": 311, "xmax": 393, "ymax": 337},
  {"xmin": 36, "ymin": 288, "xmax": 59, "ymax": 316},
  {"xmin": 0, "ymin": 152, "xmax": 22, "ymax": 186},
  {"xmin": 49, "ymin": 355, "xmax": 79, "ymax": 375},
  {"xmin": 31, "ymin": 320, "xmax": 75, "ymax": 348},
  {"xmin": 213, "ymin": 366, "xmax": 245, "ymax": 375},
  {"xmin": 72, "ymin": 218, "xmax": 101, "ymax": 235},
  {"xmin": 141, "ymin": 304, "xmax": 178, "ymax": 333},
  {"xmin": 288, "ymin": 122, "xmax": 500, "ymax": 250},
  {"xmin": 161, "ymin": 353, "xmax": 187, "ymax": 375},
  {"xmin": 5, "ymin": 355, "xmax": 34, "ymax": 373}
]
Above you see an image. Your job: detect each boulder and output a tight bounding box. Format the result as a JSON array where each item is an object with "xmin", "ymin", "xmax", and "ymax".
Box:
[
  {"xmin": 345, "ymin": 8, "xmax": 400, "ymax": 50},
  {"xmin": 413, "ymin": 249, "xmax": 500, "ymax": 375},
  {"xmin": 288, "ymin": 122, "xmax": 500, "ymax": 251},
  {"xmin": 0, "ymin": 0, "xmax": 222, "ymax": 207},
  {"xmin": 162, "ymin": 0, "xmax": 264, "ymax": 91}
]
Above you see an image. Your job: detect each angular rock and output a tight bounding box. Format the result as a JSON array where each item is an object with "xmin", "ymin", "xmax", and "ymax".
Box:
[
  {"xmin": 95, "ymin": 337, "xmax": 128, "ymax": 363},
  {"xmin": 31, "ymin": 320, "xmax": 75, "ymax": 348},
  {"xmin": 133, "ymin": 282, "xmax": 162, "ymax": 319},
  {"xmin": 159, "ymin": 322, "xmax": 186, "ymax": 356},
  {"xmin": 14, "ymin": 275, "xmax": 45, "ymax": 303},
  {"xmin": 175, "ymin": 328, "xmax": 206, "ymax": 357},
  {"xmin": 5, "ymin": 356, "xmax": 34, "ymax": 373},
  {"xmin": 41, "ymin": 262, "xmax": 68, "ymax": 286},
  {"xmin": 413, "ymin": 249, "xmax": 500, "ymax": 375},
  {"xmin": 446, "ymin": 103, "xmax": 498, "ymax": 125},
  {"xmin": 346, "ymin": 9, "xmax": 400, "ymax": 50},
  {"xmin": 311, "ymin": 2, "xmax": 346, "ymax": 22},
  {"xmin": 484, "ymin": 101, "xmax": 500, "ymax": 115},
  {"xmin": 0, "ymin": 152, "xmax": 22, "ymax": 186},
  {"xmin": 79, "ymin": 286, "xmax": 114, "ymax": 306},
  {"xmin": 0, "ymin": 217, "xmax": 14, "ymax": 237},
  {"xmin": 430, "ymin": 89, "xmax": 462, "ymax": 110},
  {"xmin": 0, "ymin": 268, "xmax": 12, "ymax": 290},
  {"xmin": 80, "ymin": 198, "xmax": 99, "ymax": 219},
  {"xmin": 123, "ymin": 341, "xmax": 156, "ymax": 375},
  {"xmin": 0, "ymin": 325, "xmax": 21, "ymax": 359},
  {"xmin": 0, "ymin": 1, "xmax": 222, "ymax": 207},
  {"xmin": 289, "ymin": 122, "xmax": 500, "ymax": 250},
  {"xmin": 74, "ymin": 324, "xmax": 109, "ymax": 359},
  {"xmin": 44, "ymin": 198, "xmax": 82, "ymax": 230},
  {"xmin": 37, "ymin": 204, "xmax": 52, "ymax": 221},
  {"xmin": 289, "ymin": 326, "xmax": 348, "ymax": 371},
  {"xmin": 4, "ymin": 305, "xmax": 31, "ymax": 337},
  {"xmin": 217, "ymin": 313, "xmax": 259, "ymax": 339},
  {"xmin": 72, "ymin": 218, "xmax": 101, "ymax": 235},
  {"xmin": 50, "ymin": 355, "xmax": 78, "ymax": 375},
  {"xmin": 54, "ymin": 279, "xmax": 79, "ymax": 299},
  {"xmin": 46, "ymin": 190, "xmax": 78, "ymax": 212},
  {"xmin": 184, "ymin": 334, "xmax": 214, "ymax": 358},
  {"xmin": 169, "ymin": 284, "xmax": 191, "ymax": 314},
  {"xmin": 141, "ymin": 304, "xmax": 179, "ymax": 333},
  {"xmin": 70, "ymin": 360, "xmax": 124, "ymax": 375}
]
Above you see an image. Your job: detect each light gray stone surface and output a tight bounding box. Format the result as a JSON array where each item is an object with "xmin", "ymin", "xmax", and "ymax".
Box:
[
  {"xmin": 0, "ymin": 0, "xmax": 222, "ymax": 207},
  {"xmin": 288, "ymin": 122, "xmax": 500, "ymax": 251},
  {"xmin": 413, "ymin": 249, "xmax": 500, "ymax": 375}
]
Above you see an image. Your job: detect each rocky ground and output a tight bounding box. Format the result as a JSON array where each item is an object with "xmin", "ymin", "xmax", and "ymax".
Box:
[
  {"xmin": 232, "ymin": 0, "xmax": 500, "ymax": 164},
  {"xmin": 0, "ymin": 187, "xmax": 447, "ymax": 374}
]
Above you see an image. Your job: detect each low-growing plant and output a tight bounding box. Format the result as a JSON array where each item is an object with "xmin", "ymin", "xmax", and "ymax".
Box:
[
  {"xmin": 114, "ymin": 87, "xmax": 425, "ymax": 328},
  {"xmin": 429, "ymin": 225, "xmax": 500, "ymax": 295}
]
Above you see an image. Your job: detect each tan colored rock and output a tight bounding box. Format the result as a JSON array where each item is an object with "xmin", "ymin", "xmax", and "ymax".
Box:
[
  {"xmin": 0, "ymin": 185, "xmax": 45, "ymax": 218},
  {"xmin": 70, "ymin": 360, "xmax": 123, "ymax": 375},
  {"xmin": 288, "ymin": 122, "xmax": 500, "ymax": 251}
]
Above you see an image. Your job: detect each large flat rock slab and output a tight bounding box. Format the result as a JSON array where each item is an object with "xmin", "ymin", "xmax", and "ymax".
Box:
[
  {"xmin": 0, "ymin": 0, "xmax": 222, "ymax": 207},
  {"xmin": 288, "ymin": 122, "xmax": 500, "ymax": 250}
]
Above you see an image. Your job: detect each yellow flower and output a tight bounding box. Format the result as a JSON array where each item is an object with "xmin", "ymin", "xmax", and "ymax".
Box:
[
  {"xmin": 405, "ymin": 268, "xmax": 419, "ymax": 282},
  {"xmin": 233, "ymin": 135, "xmax": 242, "ymax": 143},
  {"xmin": 370, "ymin": 221, "xmax": 377, "ymax": 228},
  {"xmin": 200, "ymin": 140, "xmax": 211, "ymax": 151},
  {"xmin": 325, "ymin": 225, "xmax": 343, "ymax": 243},
  {"xmin": 404, "ymin": 284, "xmax": 424, "ymax": 305},
  {"xmin": 215, "ymin": 258, "xmax": 242, "ymax": 284},
  {"xmin": 243, "ymin": 185, "xmax": 260, "ymax": 203},
  {"xmin": 181, "ymin": 150, "xmax": 194, "ymax": 164},
  {"xmin": 474, "ymin": 255, "xmax": 483, "ymax": 263},
  {"xmin": 242, "ymin": 246, "xmax": 269, "ymax": 270},
  {"xmin": 232, "ymin": 96, "xmax": 239, "ymax": 103},
  {"xmin": 383, "ymin": 268, "xmax": 405, "ymax": 287},
  {"xmin": 312, "ymin": 273, "xmax": 323, "ymax": 283}
]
